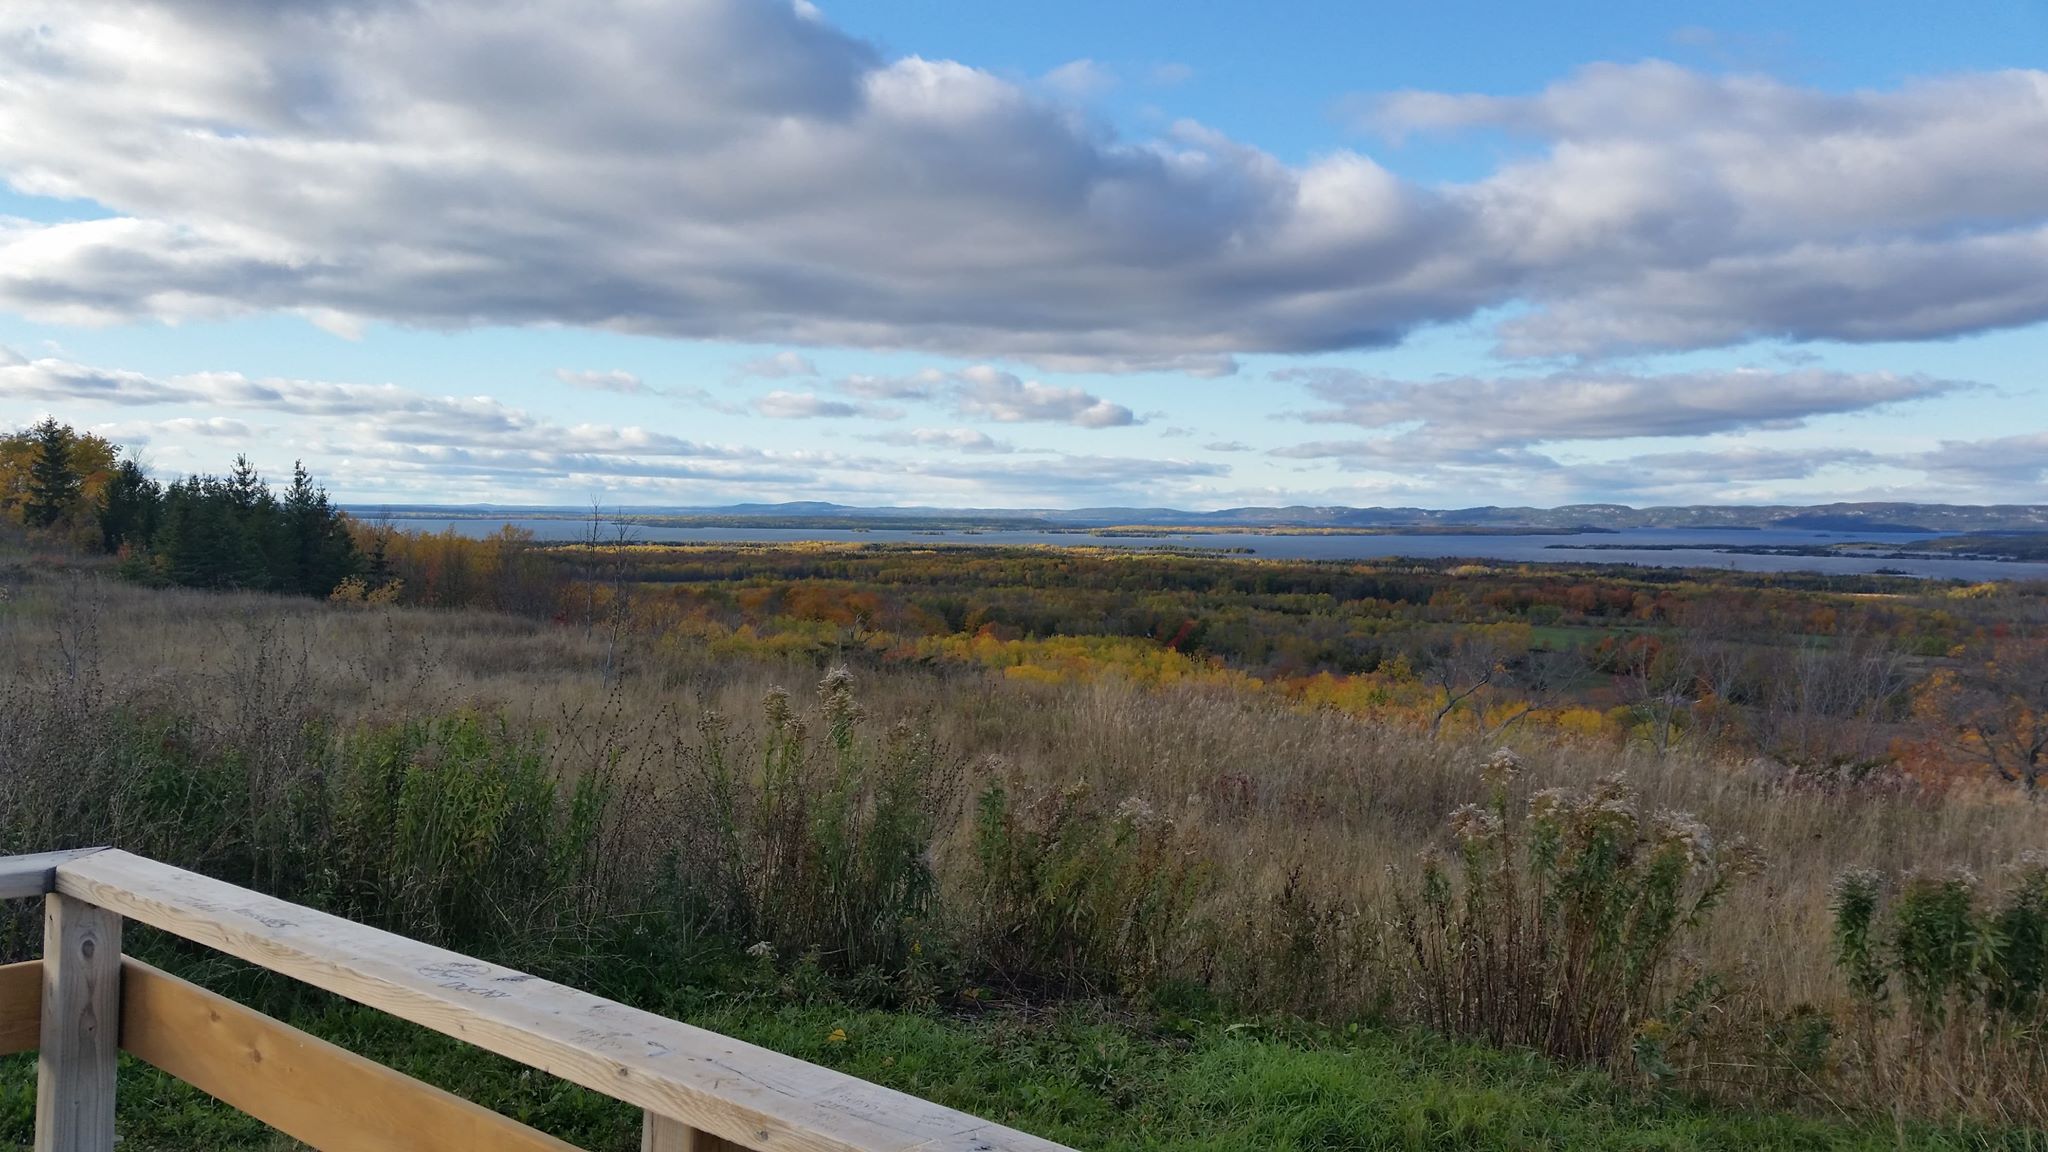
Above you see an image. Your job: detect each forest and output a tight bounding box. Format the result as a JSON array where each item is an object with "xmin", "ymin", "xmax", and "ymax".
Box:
[{"xmin": 4, "ymin": 424, "xmax": 2048, "ymax": 1148}]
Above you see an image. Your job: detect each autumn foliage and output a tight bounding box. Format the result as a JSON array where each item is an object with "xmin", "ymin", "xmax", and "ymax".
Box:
[{"xmin": 346, "ymin": 529, "xmax": 2046, "ymax": 791}]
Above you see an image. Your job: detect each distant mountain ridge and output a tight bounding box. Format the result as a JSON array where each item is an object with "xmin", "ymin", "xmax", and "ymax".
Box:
[{"xmin": 351, "ymin": 500, "xmax": 2048, "ymax": 534}]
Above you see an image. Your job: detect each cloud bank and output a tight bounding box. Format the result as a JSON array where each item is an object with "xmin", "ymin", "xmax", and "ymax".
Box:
[
  {"xmin": 1, "ymin": 3, "xmax": 2044, "ymax": 365},
  {"xmin": 1278, "ymin": 367, "xmax": 1961, "ymax": 464},
  {"xmin": 1267, "ymin": 366, "xmax": 1968, "ymax": 499},
  {"xmin": 0, "ymin": 346, "xmax": 1207, "ymax": 504}
]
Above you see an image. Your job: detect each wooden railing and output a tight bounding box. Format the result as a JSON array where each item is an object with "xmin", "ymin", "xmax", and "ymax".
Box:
[{"xmin": 0, "ymin": 849, "xmax": 1075, "ymax": 1152}]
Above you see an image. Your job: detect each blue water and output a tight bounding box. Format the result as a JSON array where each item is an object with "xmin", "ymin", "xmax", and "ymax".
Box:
[{"xmin": 368, "ymin": 518, "xmax": 2048, "ymax": 582}]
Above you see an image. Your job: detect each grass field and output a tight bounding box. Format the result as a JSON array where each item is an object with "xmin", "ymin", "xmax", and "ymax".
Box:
[{"xmin": 3, "ymin": 534, "xmax": 2046, "ymax": 1147}]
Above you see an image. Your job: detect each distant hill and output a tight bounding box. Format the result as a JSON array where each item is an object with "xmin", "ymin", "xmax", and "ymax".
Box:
[{"xmin": 349, "ymin": 500, "xmax": 2048, "ymax": 535}]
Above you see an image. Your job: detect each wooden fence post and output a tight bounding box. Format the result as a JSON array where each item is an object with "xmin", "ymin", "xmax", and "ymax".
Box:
[
  {"xmin": 643, "ymin": 1111, "xmax": 741, "ymax": 1152},
  {"xmin": 35, "ymin": 893, "xmax": 121, "ymax": 1152}
]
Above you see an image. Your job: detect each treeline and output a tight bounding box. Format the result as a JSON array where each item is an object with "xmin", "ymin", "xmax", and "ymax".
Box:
[{"xmin": 0, "ymin": 417, "xmax": 358, "ymax": 596}]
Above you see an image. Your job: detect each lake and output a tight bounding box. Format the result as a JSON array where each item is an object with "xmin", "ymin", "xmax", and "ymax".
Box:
[{"xmin": 367, "ymin": 517, "xmax": 2048, "ymax": 582}]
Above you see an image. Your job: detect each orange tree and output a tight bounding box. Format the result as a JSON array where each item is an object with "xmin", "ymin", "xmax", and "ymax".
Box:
[{"xmin": 1916, "ymin": 635, "xmax": 2048, "ymax": 794}]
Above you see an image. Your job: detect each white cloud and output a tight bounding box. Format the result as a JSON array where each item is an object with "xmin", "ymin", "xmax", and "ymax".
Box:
[
  {"xmin": 3, "ymin": 5, "xmax": 2042, "ymax": 363},
  {"xmin": 553, "ymin": 367, "xmax": 754, "ymax": 413},
  {"xmin": 752, "ymin": 390, "xmax": 894, "ymax": 419},
  {"xmin": 833, "ymin": 364, "xmax": 1137, "ymax": 427},
  {"xmin": 838, "ymin": 370, "xmax": 947, "ymax": 400},
  {"xmin": 1613, "ymin": 446, "xmax": 1879, "ymax": 482},
  {"xmin": 555, "ymin": 368, "xmax": 648, "ymax": 394},
  {"xmin": 949, "ymin": 366, "xmax": 1135, "ymax": 427},
  {"xmin": 0, "ymin": 346, "xmax": 196, "ymax": 405},
  {"xmin": 1913, "ymin": 432, "xmax": 2048, "ymax": 488},
  {"xmin": 1359, "ymin": 62, "xmax": 2048, "ymax": 356},
  {"xmin": 156, "ymin": 416, "xmax": 255, "ymax": 438},
  {"xmin": 869, "ymin": 427, "xmax": 1016, "ymax": 453},
  {"xmin": 1556, "ymin": 446, "xmax": 1886, "ymax": 499},
  {"xmin": 5, "ymin": 350, "xmax": 783, "ymax": 466},
  {"xmin": 906, "ymin": 453, "xmax": 1229, "ymax": 501},
  {"xmin": 84, "ymin": 416, "xmax": 255, "ymax": 447},
  {"xmin": 1276, "ymin": 367, "xmax": 1962, "ymax": 465}
]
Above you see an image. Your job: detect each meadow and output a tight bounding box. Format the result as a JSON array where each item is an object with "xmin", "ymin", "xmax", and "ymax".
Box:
[
  {"xmin": 3, "ymin": 510, "xmax": 2047, "ymax": 1147},
  {"xmin": 3, "ymin": 430, "xmax": 2047, "ymax": 1145}
]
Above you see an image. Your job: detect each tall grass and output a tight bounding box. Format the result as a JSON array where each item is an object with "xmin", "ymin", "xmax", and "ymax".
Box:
[
  {"xmin": 1, "ymin": 563, "xmax": 2043, "ymax": 1124},
  {"xmin": 684, "ymin": 669, "xmax": 949, "ymax": 977},
  {"xmin": 968, "ymin": 778, "xmax": 1208, "ymax": 994},
  {"xmin": 325, "ymin": 714, "xmax": 614, "ymax": 957},
  {"xmin": 1393, "ymin": 750, "xmax": 1761, "ymax": 1070}
]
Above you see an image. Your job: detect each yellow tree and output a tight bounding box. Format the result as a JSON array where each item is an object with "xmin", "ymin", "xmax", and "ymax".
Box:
[{"xmin": 0, "ymin": 420, "xmax": 121, "ymax": 529}]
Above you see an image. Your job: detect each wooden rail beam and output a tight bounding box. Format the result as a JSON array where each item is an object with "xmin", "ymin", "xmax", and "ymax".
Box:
[
  {"xmin": 646, "ymin": 1110, "xmax": 743, "ymax": 1152},
  {"xmin": 57, "ymin": 849, "xmax": 1072, "ymax": 1152},
  {"xmin": 0, "ymin": 850, "xmax": 106, "ymax": 902},
  {"xmin": 120, "ymin": 958, "xmax": 581, "ymax": 1152}
]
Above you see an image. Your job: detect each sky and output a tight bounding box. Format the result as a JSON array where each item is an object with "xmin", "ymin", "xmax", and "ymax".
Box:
[{"xmin": 1, "ymin": 0, "xmax": 2046, "ymax": 510}]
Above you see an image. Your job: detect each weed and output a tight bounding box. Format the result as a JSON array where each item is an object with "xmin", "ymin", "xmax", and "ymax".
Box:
[
  {"xmin": 1394, "ymin": 749, "xmax": 1761, "ymax": 1073},
  {"xmin": 1829, "ymin": 857, "xmax": 2048, "ymax": 1127},
  {"xmin": 969, "ymin": 776, "xmax": 1208, "ymax": 995}
]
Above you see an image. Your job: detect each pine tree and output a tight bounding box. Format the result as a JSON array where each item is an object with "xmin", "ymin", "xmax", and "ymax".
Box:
[
  {"xmin": 366, "ymin": 529, "xmax": 393, "ymax": 587},
  {"xmin": 281, "ymin": 460, "xmax": 358, "ymax": 595},
  {"xmin": 225, "ymin": 455, "xmax": 266, "ymax": 512},
  {"xmin": 23, "ymin": 418, "xmax": 81, "ymax": 529},
  {"xmin": 280, "ymin": 461, "xmax": 318, "ymax": 593},
  {"xmin": 99, "ymin": 457, "xmax": 162, "ymax": 553},
  {"xmin": 221, "ymin": 457, "xmax": 277, "ymax": 589},
  {"xmin": 155, "ymin": 477, "xmax": 222, "ymax": 588}
]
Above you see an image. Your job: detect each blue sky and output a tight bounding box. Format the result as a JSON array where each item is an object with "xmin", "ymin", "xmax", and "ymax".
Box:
[{"xmin": 1, "ymin": 0, "xmax": 2045, "ymax": 509}]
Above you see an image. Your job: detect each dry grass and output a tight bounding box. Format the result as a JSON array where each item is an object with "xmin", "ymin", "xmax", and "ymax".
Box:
[{"xmin": 2, "ymin": 558, "xmax": 2044, "ymax": 1122}]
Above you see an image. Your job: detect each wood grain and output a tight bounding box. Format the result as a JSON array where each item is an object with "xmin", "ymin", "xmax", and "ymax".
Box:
[
  {"xmin": 57, "ymin": 849, "xmax": 1072, "ymax": 1152},
  {"xmin": 0, "ymin": 851, "xmax": 106, "ymax": 902},
  {"xmin": 645, "ymin": 1110, "xmax": 744, "ymax": 1152},
  {"xmin": 0, "ymin": 960, "xmax": 41, "ymax": 1056},
  {"xmin": 120, "ymin": 958, "xmax": 580, "ymax": 1152},
  {"xmin": 35, "ymin": 893, "xmax": 120, "ymax": 1152}
]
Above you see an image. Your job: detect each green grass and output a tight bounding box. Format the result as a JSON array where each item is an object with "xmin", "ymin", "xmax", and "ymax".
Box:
[
  {"xmin": 3, "ymin": 978, "xmax": 2037, "ymax": 1152},
  {"xmin": 1526, "ymin": 623, "xmax": 1613, "ymax": 649}
]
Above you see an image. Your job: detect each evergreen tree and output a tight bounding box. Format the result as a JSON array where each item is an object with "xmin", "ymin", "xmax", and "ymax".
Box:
[
  {"xmin": 365, "ymin": 528, "xmax": 393, "ymax": 587},
  {"xmin": 281, "ymin": 460, "xmax": 359, "ymax": 595},
  {"xmin": 223, "ymin": 457, "xmax": 279, "ymax": 589},
  {"xmin": 225, "ymin": 455, "xmax": 267, "ymax": 512},
  {"xmin": 98, "ymin": 457, "xmax": 162, "ymax": 553},
  {"xmin": 23, "ymin": 418, "xmax": 80, "ymax": 528},
  {"xmin": 154, "ymin": 477, "xmax": 227, "ymax": 588}
]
